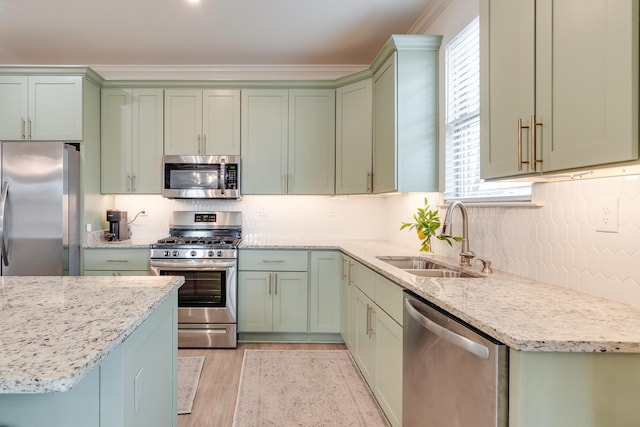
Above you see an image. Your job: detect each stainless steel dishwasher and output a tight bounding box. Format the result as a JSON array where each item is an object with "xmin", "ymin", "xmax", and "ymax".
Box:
[{"xmin": 403, "ymin": 291, "xmax": 508, "ymax": 427}]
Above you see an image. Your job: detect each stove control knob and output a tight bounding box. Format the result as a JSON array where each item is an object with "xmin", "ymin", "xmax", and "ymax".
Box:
[
  {"xmin": 164, "ymin": 250, "xmax": 170, "ymax": 257},
  {"xmin": 217, "ymin": 250, "xmax": 223, "ymax": 257},
  {"xmin": 172, "ymin": 250, "xmax": 179, "ymax": 257},
  {"xmin": 190, "ymin": 250, "xmax": 197, "ymax": 257},
  {"xmin": 208, "ymin": 250, "xmax": 214, "ymax": 257}
]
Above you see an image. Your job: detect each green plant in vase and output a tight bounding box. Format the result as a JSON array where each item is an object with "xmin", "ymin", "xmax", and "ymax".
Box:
[{"xmin": 400, "ymin": 197, "xmax": 462, "ymax": 252}]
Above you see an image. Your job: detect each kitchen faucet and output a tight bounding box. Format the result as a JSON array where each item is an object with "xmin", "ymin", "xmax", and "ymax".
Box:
[{"xmin": 441, "ymin": 201, "xmax": 476, "ymax": 266}]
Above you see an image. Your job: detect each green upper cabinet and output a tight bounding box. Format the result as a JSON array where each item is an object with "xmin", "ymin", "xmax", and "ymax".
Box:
[
  {"xmin": 0, "ymin": 75, "xmax": 83, "ymax": 141},
  {"xmin": 481, "ymin": 0, "xmax": 639, "ymax": 179},
  {"xmin": 371, "ymin": 35, "xmax": 441, "ymax": 194},
  {"xmin": 164, "ymin": 89, "xmax": 240, "ymax": 155},
  {"xmin": 288, "ymin": 89, "xmax": 336, "ymax": 194},
  {"xmin": 241, "ymin": 89, "xmax": 289, "ymax": 194},
  {"xmin": 336, "ymin": 79, "xmax": 373, "ymax": 194},
  {"xmin": 101, "ymin": 88, "xmax": 164, "ymax": 194},
  {"xmin": 241, "ymin": 88, "xmax": 335, "ymax": 195}
]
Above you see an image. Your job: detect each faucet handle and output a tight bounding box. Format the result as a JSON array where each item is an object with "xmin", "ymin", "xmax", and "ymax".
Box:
[
  {"xmin": 460, "ymin": 250, "xmax": 476, "ymax": 266},
  {"xmin": 473, "ymin": 257, "xmax": 493, "ymax": 273}
]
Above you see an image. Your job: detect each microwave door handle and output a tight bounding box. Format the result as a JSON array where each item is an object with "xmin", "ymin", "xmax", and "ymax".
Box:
[{"xmin": 219, "ymin": 161, "xmax": 226, "ymax": 195}]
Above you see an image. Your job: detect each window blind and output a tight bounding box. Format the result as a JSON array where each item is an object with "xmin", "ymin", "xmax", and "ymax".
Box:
[{"xmin": 444, "ymin": 17, "xmax": 531, "ymax": 201}]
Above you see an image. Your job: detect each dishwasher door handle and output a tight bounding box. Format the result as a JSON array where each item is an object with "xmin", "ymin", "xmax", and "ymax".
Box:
[{"xmin": 405, "ymin": 299, "xmax": 490, "ymax": 360}]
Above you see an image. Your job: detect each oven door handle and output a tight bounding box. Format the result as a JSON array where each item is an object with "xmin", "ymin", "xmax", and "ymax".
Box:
[{"xmin": 150, "ymin": 260, "xmax": 236, "ymax": 269}]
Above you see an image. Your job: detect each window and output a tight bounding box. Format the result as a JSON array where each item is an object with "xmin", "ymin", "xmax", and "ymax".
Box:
[{"xmin": 444, "ymin": 17, "xmax": 531, "ymax": 202}]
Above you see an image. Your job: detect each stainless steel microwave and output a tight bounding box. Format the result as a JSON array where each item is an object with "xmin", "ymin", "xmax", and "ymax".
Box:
[{"xmin": 162, "ymin": 155, "xmax": 240, "ymax": 199}]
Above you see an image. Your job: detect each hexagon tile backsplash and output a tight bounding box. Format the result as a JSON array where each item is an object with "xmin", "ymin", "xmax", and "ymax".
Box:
[{"xmin": 387, "ymin": 176, "xmax": 640, "ymax": 308}]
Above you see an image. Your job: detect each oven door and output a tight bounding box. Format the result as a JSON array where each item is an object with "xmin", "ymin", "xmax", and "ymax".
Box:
[{"xmin": 150, "ymin": 259, "xmax": 237, "ymax": 324}]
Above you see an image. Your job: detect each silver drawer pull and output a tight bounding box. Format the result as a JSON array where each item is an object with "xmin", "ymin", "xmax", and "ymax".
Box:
[
  {"xmin": 261, "ymin": 259, "xmax": 285, "ymax": 263},
  {"xmin": 106, "ymin": 259, "xmax": 129, "ymax": 263}
]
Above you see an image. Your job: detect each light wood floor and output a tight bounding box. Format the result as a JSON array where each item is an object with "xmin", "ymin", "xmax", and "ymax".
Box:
[{"xmin": 178, "ymin": 342, "xmax": 347, "ymax": 427}]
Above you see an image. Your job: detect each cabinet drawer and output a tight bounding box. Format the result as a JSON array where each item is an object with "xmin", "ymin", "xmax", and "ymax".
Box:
[
  {"xmin": 239, "ymin": 249, "xmax": 308, "ymax": 271},
  {"xmin": 352, "ymin": 261, "xmax": 375, "ymax": 297},
  {"xmin": 374, "ymin": 274, "xmax": 404, "ymax": 326},
  {"xmin": 84, "ymin": 248, "xmax": 150, "ymax": 271}
]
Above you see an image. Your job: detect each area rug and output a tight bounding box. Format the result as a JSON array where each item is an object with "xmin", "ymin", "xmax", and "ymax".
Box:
[
  {"xmin": 232, "ymin": 350, "xmax": 390, "ymax": 426},
  {"xmin": 177, "ymin": 356, "xmax": 205, "ymax": 415}
]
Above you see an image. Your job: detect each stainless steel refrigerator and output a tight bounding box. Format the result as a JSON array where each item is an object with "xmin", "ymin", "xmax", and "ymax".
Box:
[{"xmin": 0, "ymin": 142, "xmax": 80, "ymax": 276}]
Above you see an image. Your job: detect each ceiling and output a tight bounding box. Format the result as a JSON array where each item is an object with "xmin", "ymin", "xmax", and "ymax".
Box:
[{"xmin": 0, "ymin": 0, "xmax": 434, "ymax": 80}]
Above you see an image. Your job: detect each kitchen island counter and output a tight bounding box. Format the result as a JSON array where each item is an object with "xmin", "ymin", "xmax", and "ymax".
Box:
[
  {"xmin": 241, "ymin": 239, "xmax": 640, "ymax": 353},
  {"xmin": 0, "ymin": 275, "xmax": 183, "ymax": 394}
]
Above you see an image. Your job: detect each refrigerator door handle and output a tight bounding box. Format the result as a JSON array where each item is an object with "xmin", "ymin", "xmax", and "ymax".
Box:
[{"xmin": 0, "ymin": 181, "xmax": 9, "ymax": 266}]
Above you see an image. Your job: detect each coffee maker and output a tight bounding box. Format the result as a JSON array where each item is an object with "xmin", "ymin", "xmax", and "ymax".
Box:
[{"xmin": 106, "ymin": 210, "xmax": 128, "ymax": 241}]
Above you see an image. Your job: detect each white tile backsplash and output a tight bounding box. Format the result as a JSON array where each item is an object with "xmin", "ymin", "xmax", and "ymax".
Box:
[{"xmin": 113, "ymin": 174, "xmax": 640, "ymax": 307}]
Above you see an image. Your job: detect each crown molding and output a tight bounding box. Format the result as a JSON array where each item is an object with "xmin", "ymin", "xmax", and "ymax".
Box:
[
  {"xmin": 408, "ymin": 0, "xmax": 452, "ymax": 34},
  {"xmin": 90, "ymin": 64, "xmax": 368, "ymax": 81}
]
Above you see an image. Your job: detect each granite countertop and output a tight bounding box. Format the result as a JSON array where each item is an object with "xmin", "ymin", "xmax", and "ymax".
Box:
[
  {"xmin": 0, "ymin": 275, "xmax": 184, "ymax": 394},
  {"xmin": 241, "ymin": 239, "xmax": 640, "ymax": 354},
  {"xmin": 83, "ymin": 238, "xmax": 640, "ymax": 353}
]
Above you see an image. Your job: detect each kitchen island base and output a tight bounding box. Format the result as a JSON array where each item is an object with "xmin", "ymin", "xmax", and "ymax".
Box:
[{"xmin": 0, "ymin": 291, "xmax": 177, "ymax": 427}]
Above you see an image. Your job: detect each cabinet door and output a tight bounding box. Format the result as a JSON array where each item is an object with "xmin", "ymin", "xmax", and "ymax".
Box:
[
  {"xmin": 336, "ymin": 79, "xmax": 373, "ymax": 194},
  {"xmin": 28, "ymin": 76, "xmax": 83, "ymax": 141},
  {"xmin": 372, "ymin": 54, "xmax": 397, "ymax": 193},
  {"xmin": 309, "ymin": 251, "xmax": 341, "ymax": 333},
  {"xmin": 0, "ymin": 76, "xmax": 28, "ymax": 140},
  {"xmin": 480, "ymin": 0, "xmax": 536, "ymax": 179},
  {"xmin": 272, "ymin": 271, "xmax": 308, "ymax": 332},
  {"xmin": 131, "ymin": 89, "xmax": 163, "ymax": 193},
  {"xmin": 241, "ymin": 89, "xmax": 289, "ymax": 194},
  {"xmin": 353, "ymin": 287, "xmax": 375, "ymax": 385},
  {"xmin": 202, "ymin": 89, "xmax": 240, "ymax": 155},
  {"xmin": 288, "ymin": 89, "xmax": 336, "ymax": 194},
  {"xmin": 340, "ymin": 255, "xmax": 352, "ymax": 345},
  {"xmin": 238, "ymin": 271, "xmax": 273, "ymax": 332},
  {"xmin": 374, "ymin": 309, "xmax": 403, "ymax": 427},
  {"xmin": 101, "ymin": 88, "xmax": 132, "ymax": 193},
  {"xmin": 164, "ymin": 89, "xmax": 203, "ymax": 155},
  {"xmin": 537, "ymin": 0, "xmax": 638, "ymax": 171}
]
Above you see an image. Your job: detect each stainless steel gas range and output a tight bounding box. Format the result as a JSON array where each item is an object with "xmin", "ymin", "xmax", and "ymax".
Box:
[{"xmin": 150, "ymin": 211, "xmax": 241, "ymax": 348}]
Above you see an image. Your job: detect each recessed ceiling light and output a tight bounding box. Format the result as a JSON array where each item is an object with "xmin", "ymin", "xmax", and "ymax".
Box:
[{"xmin": 186, "ymin": 0, "xmax": 200, "ymax": 4}]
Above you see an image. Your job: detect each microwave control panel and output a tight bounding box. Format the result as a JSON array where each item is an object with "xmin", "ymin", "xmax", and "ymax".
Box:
[{"xmin": 225, "ymin": 164, "xmax": 238, "ymax": 189}]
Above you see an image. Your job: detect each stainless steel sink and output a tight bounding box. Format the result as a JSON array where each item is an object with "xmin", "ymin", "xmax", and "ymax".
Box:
[
  {"xmin": 404, "ymin": 269, "xmax": 476, "ymax": 278},
  {"xmin": 376, "ymin": 256, "xmax": 481, "ymax": 278},
  {"xmin": 376, "ymin": 256, "xmax": 445, "ymax": 270}
]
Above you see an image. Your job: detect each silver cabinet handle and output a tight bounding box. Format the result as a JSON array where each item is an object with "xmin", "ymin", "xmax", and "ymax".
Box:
[
  {"xmin": 261, "ymin": 259, "xmax": 285, "ymax": 263},
  {"xmin": 21, "ymin": 118, "xmax": 25, "ymax": 140},
  {"xmin": 268, "ymin": 272, "xmax": 272, "ymax": 295},
  {"xmin": 348, "ymin": 261, "xmax": 354, "ymax": 285},
  {"xmin": 203, "ymin": 134, "xmax": 207, "ymax": 154},
  {"xmin": 366, "ymin": 171, "xmax": 373, "ymax": 193},
  {"xmin": 27, "ymin": 119, "xmax": 32, "ymax": 140},
  {"xmin": 127, "ymin": 174, "xmax": 132, "ymax": 192},
  {"xmin": 132, "ymin": 174, "xmax": 136, "ymax": 193},
  {"xmin": 405, "ymin": 298, "xmax": 490, "ymax": 360},
  {"xmin": 197, "ymin": 135, "xmax": 202, "ymax": 155},
  {"xmin": 274, "ymin": 272, "xmax": 278, "ymax": 295},
  {"xmin": 0, "ymin": 181, "xmax": 9, "ymax": 267},
  {"xmin": 106, "ymin": 259, "xmax": 129, "ymax": 263}
]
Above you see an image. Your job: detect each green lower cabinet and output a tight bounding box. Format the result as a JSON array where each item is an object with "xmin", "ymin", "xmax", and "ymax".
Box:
[
  {"xmin": 309, "ymin": 251, "xmax": 341, "ymax": 333},
  {"xmin": 238, "ymin": 271, "xmax": 308, "ymax": 333},
  {"xmin": 373, "ymin": 308, "xmax": 402, "ymax": 427},
  {"xmin": 83, "ymin": 248, "xmax": 151, "ymax": 276},
  {"xmin": 509, "ymin": 351, "xmax": 640, "ymax": 426},
  {"xmin": 349, "ymin": 261, "xmax": 403, "ymax": 427}
]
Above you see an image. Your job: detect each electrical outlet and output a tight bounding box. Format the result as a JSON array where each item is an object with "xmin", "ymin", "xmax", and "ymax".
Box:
[{"xmin": 595, "ymin": 198, "xmax": 619, "ymax": 233}]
